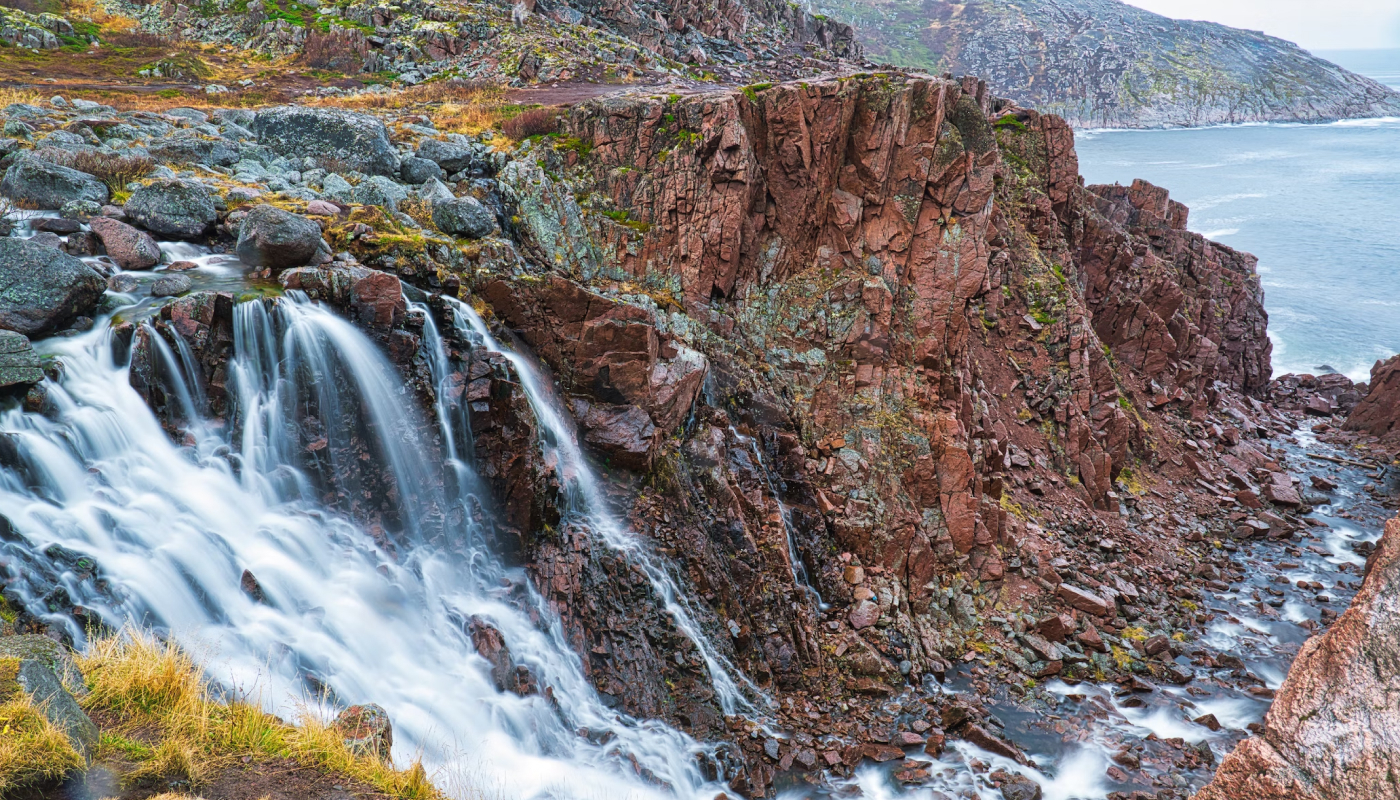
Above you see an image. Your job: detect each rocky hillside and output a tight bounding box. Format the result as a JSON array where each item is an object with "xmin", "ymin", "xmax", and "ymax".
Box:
[
  {"xmin": 0, "ymin": 65, "xmax": 1395, "ymax": 799},
  {"xmin": 808, "ymin": 0, "xmax": 1400, "ymax": 128}
]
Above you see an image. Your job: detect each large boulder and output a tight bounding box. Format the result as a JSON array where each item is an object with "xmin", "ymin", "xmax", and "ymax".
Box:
[
  {"xmin": 1344, "ymin": 354, "xmax": 1400, "ymax": 444},
  {"xmin": 0, "ymin": 330, "xmax": 43, "ymax": 389},
  {"xmin": 253, "ymin": 106, "xmax": 399, "ymax": 177},
  {"xmin": 0, "ymin": 635, "xmax": 99, "ymax": 760},
  {"xmin": 89, "ymin": 216, "xmax": 161, "ymax": 270},
  {"xmin": 1195, "ymin": 514, "xmax": 1400, "ymax": 800},
  {"xmin": 0, "ymin": 238, "xmax": 106, "ymax": 335},
  {"xmin": 235, "ymin": 204, "xmax": 322, "ymax": 270},
  {"xmin": 414, "ymin": 138, "xmax": 476, "ymax": 174},
  {"xmin": 0, "ymin": 155, "xmax": 108, "ymax": 209},
  {"xmin": 353, "ymin": 175, "xmax": 409, "ymax": 211},
  {"xmin": 125, "ymin": 179, "xmax": 217, "ymax": 240},
  {"xmin": 146, "ymin": 137, "xmax": 240, "ymax": 167},
  {"xmin": 432, "ymin": 196, "xmax": 496, "ymax": 238}
]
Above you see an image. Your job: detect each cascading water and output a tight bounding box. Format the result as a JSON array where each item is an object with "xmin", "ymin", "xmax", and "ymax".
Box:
[
  {"xmin": 446, "ymin": 297, "xmax": 768, "ymax": 716},
  {"xmin": 729, "ymin": 426, "xmax": 827, "ymax": 610},
  {"xmin": 0, "ymin": 292, "xmax": 725, "ymax": 799}
]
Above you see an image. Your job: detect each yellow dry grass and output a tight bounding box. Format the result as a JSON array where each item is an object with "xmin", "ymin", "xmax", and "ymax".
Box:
[
  {"xmin": 0, "ymin": 692, "xmax": 84, "ymax": 793},
  {"xmin": 78, "ymin": 631, "xmax": 443, "ymax": 800}
]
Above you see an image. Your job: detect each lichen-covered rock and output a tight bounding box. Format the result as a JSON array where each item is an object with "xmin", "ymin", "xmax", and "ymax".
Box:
[
  {"xmin": 125, "ymin": 179, "xmax": 217, "ymax": 239},
  {"xmin": 146, "ymin": 136, "xmax": 240, "ymax": 167},
  {"xmin": 431, "ymin": 196, "xmax": 496, "ymax": 238},
  {"xmin": 399, "ymin": 156, "xmax": 444, "ymax": 185},
  {"xmin": 0, "ymin": 330, "xmax": 43, "ymax": 389},
  {"xmin": 151, "ymin": 273, "xmax": 192, "ymax": 297},
  {"xmin": 253, "ymin": 106, "xmax": 399, "ymax": 177},
  {"xmin": 235, "ymin": 204, "xmax": 323, "ymax": 269},
  {"xmin": 415, "ymin": 138, "xmax": 476, "ymax": 174},
  {"xmin": 0, "ymin": 237, "xmax": 106, "ymax": 335},
  {"xmin": 0, "ymin": 155, "xmax": 109, "ymax": 209},
  {"xmin": 89, "ymin": 216, "xmax": 161, "ymax": 270},
  {"xmin": 353, "ymin": 175, "xmax": 409, "ymax": 211},
  {"xmin": 0, "ymin": 635, "xmax": 99, "ymax": 760}
]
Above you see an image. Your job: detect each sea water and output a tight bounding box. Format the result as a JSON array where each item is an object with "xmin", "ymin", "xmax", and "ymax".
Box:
[{"xmin": 1075, "ymin": 49, "xmax": 1400, "ymax": 382}]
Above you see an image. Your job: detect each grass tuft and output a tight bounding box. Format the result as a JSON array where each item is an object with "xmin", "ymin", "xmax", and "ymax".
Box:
[{"xmin": 0, "ymin": 693, "xmax": 83, "ymax": 793}]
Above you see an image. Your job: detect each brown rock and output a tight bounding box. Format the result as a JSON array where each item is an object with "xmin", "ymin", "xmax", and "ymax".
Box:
[
  {"xmin": 848, "ymin": 599, "xmax": 880, "ymax": 630},
  {"xmin": 1077, "ymin": 623, "xmax": 1107, "ymax": 652},
  {"xmin": 89, "ymin": 216, "xmax": 161, "ymax": 270},
  {"xmin": 1036, "ymin": 613, "xmax": 1075, "ymax": 642},
  {"xmin": 1346, "ymin": 354, "xmax": 1400, "ymax": 441},
  {"xmin": 1058, "ymin": 583, "xmax": 1114, "ymax": 616}
]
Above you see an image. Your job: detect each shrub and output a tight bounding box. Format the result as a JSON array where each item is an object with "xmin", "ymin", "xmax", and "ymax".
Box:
[
  {"xmin": 43, "ymin": 150, "xmax": 155, "ymax": 192},
  {"xmin": 501, "ymin": 107, "xmax": 558, "ymax": 140},
  {"xmin": 302, "ymin": 28, "xmax": 366, "ymax": 72}
]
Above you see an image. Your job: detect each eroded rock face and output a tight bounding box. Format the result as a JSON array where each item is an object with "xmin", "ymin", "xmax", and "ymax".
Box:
[{"xmin": 1195, "ymin": 514, "xmax": 1400, "ymax": 800}]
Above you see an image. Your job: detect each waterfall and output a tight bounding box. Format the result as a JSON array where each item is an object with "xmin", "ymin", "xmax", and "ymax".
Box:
[
  {"xmin": 0, "ymin": 293, "xmax": 723, "ymax": 800},
  {"xmin": 445, "ymin": 297, "xmax": 767, "ymax": 716},
  {"xmin": 730, "ymin": 426, "xmax": 827, "ymax": 610}
]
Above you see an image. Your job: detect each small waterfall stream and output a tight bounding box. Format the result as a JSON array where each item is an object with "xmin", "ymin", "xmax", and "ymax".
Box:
[
  {"xmin": 447, "ymin": 297, "xmax": 767, "ymax": 717},
  {"xmin": 0, "ymin": 292, "xmax": 724, "ymax": 800}
]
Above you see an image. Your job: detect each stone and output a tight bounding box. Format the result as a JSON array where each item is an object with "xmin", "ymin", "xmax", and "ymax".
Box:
[
  {"xmin": 1035, "ymin": 613, "xmax": 1075, "ymax": 642},
  {"xmin": 167, "ymin": 260, "xmax": 199, "ymax": 272},
  {"xmin": 1077, "ymin": 624, "xmax": 1107, "ymax": 652},
  {"xmin": 0, "ymin": 330, "xmax": 43, "ymax": 389},
  {"xmin": 0, "ymin": 635, "xmax": 99, "ymax": 759},
  {"xmin": 58, "ymin": 199, "xmax": 101, "ymax": 222},
  {"xmin": 1000, "ymin": 775, "xmax": 1043, "ymax": 800},
  {"xmin": 415, "ymin": 137, "xmax": 476, "ymax": 173},
  {"xmin": 569, "ymin": 398, "xmax": 657, "ymax": 472},
  {"xmin": 400, "ymin": 155, "xmax": 444, "ymax": 185},
  {"xmin": 1263, "ymin": 483, "xmax": 1302, "ymax": 507},
  {"xmin": 333, "ymin": 703, "xmax": 392, "ymax": 761},
  {"xmin": 151, "ymin": 273, "xmax": 193, "ymax": 297},
  {"xmin": 1195, "ymin": 514, "xmax": 1400, "ymax": 800},
  {"xmin": 235, "ymin": 204, "xmax": 323, "ymax": 270},
  {"xmin": 107, "ymin": 273, "xmax": 140, "ymax": 293},
  {"xmin": 89, "ymin": 216, "xmax": 161, "ymax": 270},
  {"xmin": 125, "ymin": 179, "xmax": 217, "ymax": 239},
  {"xmin": 253, "ymin": 106, "xmax": 400, "ymax": 177},
  {"xmin": 432, "ymin": 196, "xmax": 496, "ymax": 238},
  {"xmin": 353, "ymin": 175, "xmax": 409, "ymax": 211},
  {"xmin": 349, "ymin": 269, "xmax": 405, "ymax": 328},
  {"xmin": 1057, "ymin": 583, "xmax": 1114, "ymax": 616},
  {"xmin": 0, "ymin": 238, "xmax": 106, "ymax": 335},
  {"xmin": 1, "ymin": 155, "xmax": 109, "ymax": 209},
  {"xmin": 1346, "ymin": 354, "xmax": 1400, "ymax": 441},
  {"xmin": 146, "ymin": 137, "xmax": 239, "ymax": 167},
  {"xmin": 31, "ymin": 217, "xmax": 81, "ymax": 234},
  {"xmin": 307, "ymin": 199, "xmax": 343, "ymax": 216},
  {"xmin": 849, "ymin": 600, "xmax": 880, "ymax": 630}
]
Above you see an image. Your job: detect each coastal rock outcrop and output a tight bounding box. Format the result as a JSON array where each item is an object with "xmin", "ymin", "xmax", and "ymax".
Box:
[
  {"xmin": 1344, "ymin": 354, "xmax": 1400, "ymax": 447},
  {"xmin": 1194, "ymin": 514, "xmax": 1400, "ymax": 800},
  {"xmin": 812, "ymin": 0, "xmax": 1400, "ymax": 128}
]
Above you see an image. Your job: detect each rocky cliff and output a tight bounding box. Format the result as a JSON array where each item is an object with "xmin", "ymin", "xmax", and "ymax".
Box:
[
  {"xmin": 1194, "ymin": 513, "xmax": 1400, "ymax": 800},
  {"xmin": 808, "ymin": 0, "xmax": 1400, "ymax": 128}
]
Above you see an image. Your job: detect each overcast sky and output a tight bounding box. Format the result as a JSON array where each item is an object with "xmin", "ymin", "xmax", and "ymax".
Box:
[{"xmin": 1123, "ymin": 1, "xmax": 1400, "ymax": 50}]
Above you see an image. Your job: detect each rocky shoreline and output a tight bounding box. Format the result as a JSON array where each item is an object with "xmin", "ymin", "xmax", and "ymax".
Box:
[{"xmin": 0, "ymin": 68, "xmax": 1395, "ymax": 800}]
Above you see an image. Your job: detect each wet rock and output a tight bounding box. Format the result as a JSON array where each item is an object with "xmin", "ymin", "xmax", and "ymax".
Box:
[
  {"xmin": 999, "ymin": 774, "xmax": 1043, "ymax": 800},
  {"xmin": 848, "ymin": 600, "xmax": 880, "ymax": 630},
  {"xmin": 253, "ymin": 106, "xmax": 400, "ymax": 177},
  {"xmin": 239, "ymin": 569, "xmax": 267, "ymax": 604},
  {"xmin": 235, "ymin": 204, "xmax": 323, "ymax": 270},
  {"xmin": 568, "ymin": 397, "xmax": 656, "ymax": 471},
  {"xmin": 88, "ymin": 216, "xmax": 161, "ymax": 270},
  {"xmin": 1197, "ymin": 514, "xmax": 1400, "ymax": 800},
  {"xmin": 0, "ymin": 237, "xmax": 105, "ymax": 335},
  {"xmin": 0, "ymin": 155, "xmax": 109, "ymax": 208},
  {"xmin": 958, "ymin": 722, "xmax": 1027, "ymax": 763},
  {"xmin": 58, "ymin": 199, "xmax": 101, "ymax": 222},
  {"xmin": 333, "ymin": 703, "xmax": 392, "ymax": 761},
  {"xmin": 31, "ymin": 217, "xmax": 81, "ymax": 234},
  {"xmin": 125, "ymin": 179, "xmax": 217, "ymax": 239},
  {"xmin": 0, "ymin": 635, "xmax": 99, "ymax": 759},
  {"xmin": 1345, "ymin": 354, "xmax": 1400, "ymax": 444},
  {"xmin": 107, "ymin": 273, "xmax": 139, "ymax": 293},
  {"xmin": 0, "ymin": 331, "xmax": 43, "ymax": 390},
  {"xmin": 432, "ymin": 195, "xmax": 497, "ymax": 238},
  {"xmin": 151, "ymin": 274, "xmax": 192, "ymax": 297},
  {"xmin": 349, "ymin": 269, "xmax": 406, "ymax": 328}
]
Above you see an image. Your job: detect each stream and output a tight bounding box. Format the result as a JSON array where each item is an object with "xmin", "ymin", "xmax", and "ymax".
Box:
[{"xmin": 0, "ymin": 210, "xmax": 1391, "ymax": 800}]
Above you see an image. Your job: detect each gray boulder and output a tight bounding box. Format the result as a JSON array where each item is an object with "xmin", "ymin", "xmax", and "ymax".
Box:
[
  {"xmin": 400, "ymin": 156, "xmax": 444, "ymax": 185},
  {"xmin": 146, "ymin": 137, "xmax": 239, "ymax": 167},
  {"xmin": 236, "ymin": 204, "xmax": 322, "ymax": 269},
  {"xmin": 89, "ymin": 217, "xmax": 161, "ymax": 270},
  {"xmin": 321, "ymin": 173, "xmax": 356, "ymax": 204},
  {"xmin": 415, "ymin": 138, "xmax": 476, "ymax": 174},
  {"xmin": 151, "ymin": 273, "xmax": 192, "ymax": 297},
  {"xmin": 354, "ymin": 175, "xmax": 409, "ymax": 211},
  {"xmin": 417, "ymin": 178, "xmax": 455, "ymax": 203},
  {"xmin": 0, "ymin": 330, "xmax": 43, "ymax": 389},
  {"xmin": 253, "ymin": 107, "xmax": 399, "ymax": 177},
  {"xmin": 0, "ymin": 238, "xmax": 106, "ymax": 335},
  {"xmin": 0, "ymin": 635, "xmax": 97, "ymax": 759},
  {"xmin": 58, "ymin": 199, "xmax": 101, "ymax": 222},
  {"xmin": 432, "ymin": 196, "xmax": 497, "ymax": 239},
  {"xmin": 0, "ymin": 156, "xmax": 109, "ymax": 209},
  {"xmin": 125, "ymin": 179, "xmax": 217, "ymax": 239}
]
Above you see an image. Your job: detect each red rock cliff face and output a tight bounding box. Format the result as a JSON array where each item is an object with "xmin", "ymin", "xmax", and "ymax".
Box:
[
  {"xmin": 473, "ymin": 75, "xmax": 1273, "ymax": 792},
  {"xmin": 1345, "ymin": 353, "xmax": 1400, "ymax": 450},
  {"xmin": 1193, "ymin": 514, "xmax": 1400, "ymax": 800}
]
